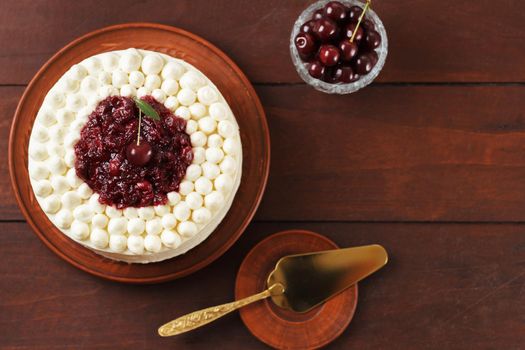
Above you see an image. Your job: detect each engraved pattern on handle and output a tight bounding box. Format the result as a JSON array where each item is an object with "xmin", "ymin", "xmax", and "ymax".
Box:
[{"xmin": 158, "ymin": 288, "xmax": 272, "ymax": 336}]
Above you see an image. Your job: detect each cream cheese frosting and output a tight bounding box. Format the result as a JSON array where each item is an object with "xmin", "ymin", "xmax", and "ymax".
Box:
[{"xmin": 28, "ymin": 49, "xmax": 242, "ymax": 263}]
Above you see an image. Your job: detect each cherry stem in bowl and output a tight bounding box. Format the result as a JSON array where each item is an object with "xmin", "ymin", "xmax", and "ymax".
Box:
[{"xmin": 350, "ymin": 0, "xmax": 372, "ymax": 42}]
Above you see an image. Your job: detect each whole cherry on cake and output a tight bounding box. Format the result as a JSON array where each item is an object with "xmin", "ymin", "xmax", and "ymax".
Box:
[{"xmin": 293, "ymin": 0, "xmax": 381, "ymax": 84}]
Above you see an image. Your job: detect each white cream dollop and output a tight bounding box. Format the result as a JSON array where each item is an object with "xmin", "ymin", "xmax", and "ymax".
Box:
[
  {"xmin": 127, "ymin": 218, "xmax": 145, "ymax": 235},
  {"xmin": 178, "ymin": 221, "xmax": 198, "ymax": 238},
  {"xmin": 192, "ymin": 147, "xmax": 206, "ymax": 164},
  {"xmin": 167, "ymin": 192, "xmax": 181, "ymax": 205},
  {"xmin": 185, "ymin": 164, "xmax": 202, "ymax": 181},
  {"xmin": 198, "ymin": 117, "xmax": 217, "ymax": 134},
  {"xmin": 189, "ymin": 103, "xmax": 207, "ymax": 120},
  {"xmin": 112, "ymin": 70, "xmax": 128, "ymax": 88},
  {"xmin": 161, "ymin": 79, "xmax": 179, "ymax": 95},
  {"xmin": 179, "ymin": 180, "xmax": 194, "ymax": 195},
  {"xmin": 218, "ymin": 120, "xmax": 237, "ymax": 138},
  {"xmin": 144, "ymin": 74, "xmax": 161, "ymax": 90},
  {"xmin": 119, "ymin": 49, "xmax": 142, "ymax": 73},
  {"xmin": 142, "ymin": 53, "xmax": 164, "ymax": 75},
  {"xmin": 161, "ymin": 61, "xmax": 185, "ymax": 80},
  {"xmin": 192, "ymin": 207, "xmax": 211, "ymax": 225},
  {"xmin": 138, "ymin": 207, "xmax": 155, "ymax": 220},
  {"xmin": 120, "ymin": 84, "xmax": 136, "ymax": 97},
  {"xmin": 207, "ymin": 134, "xmax": 223, "ymax": 148},
  {"xmin": 77, "ymin": 183, "xmax": 93, "ymax": 199},
  {"xmin": 215, "ymin": 174, "xmax": 234, "ymax": 193},
  {"xmin": 146, "ymin": 218, "xmax": 162, "ymax": 235},
  {"xmin": 92, "ymin": 213, "xmax": 109, "ymax": 228},
  {"xmin": 90, "ymin": 228, "xmax": 109, "ymax": 248},
  {"xmin": 174, "ymin": 202, "xmax": 191, "ymax": 221},
  {"xmin": 205, "ymin": 191, "xmax": 225, "ymax": 212},
  {"xmin": 152, "ymin": 88, "xmax": 166, "ymax": 103},
  {"xmin": 129, "ymin": 71, "xmax": 145, "ymax": 88},
  {"xmin": 51, "ymin": 176, "xmax": 70, "ymax": 194},
  {"xmin": 161, "ymin": 229, "xmax": 181, "ymax": 248},
  {"xmin": 161, "ymin": 214, "xmax": 177, "ymax": 229},
  {"xmin": 176, "ymin": 106, "xmax": 191, "ymax": 120},
  {"xmin": 223, "ymin": 138, "xmax": 240, "ymax": 155},
  {"xmin": 37, "ymin": 109, "xmax": 57, "ymax": 127},
  {"xmin": 197, "ymin": 86, "xmax": 219, "ymax": 105},
  {"xmin": 32, "ymin": 126, "xmax": 49, "ymax": 143},
  {"xmin": 42, "ymin": 195, "xmax": 61, "ymax": 214},
  {"xmin": 101, "ymin": 53, "xmax": 119, "ymax": 72},
  {"xmin": 190, "ymin": 131, "xmax": 207, "ymax": 147},
  {"xmin": 195, "ymin": 177, "xmax": 213, "ymax": 195},
  {"xmin": 70, "ymin": 220, "xmax": 90, "ymax": 240},
  {"xmin": 220, "ymin": 156, "xmax": 237, "ymax": 174},
  {"xmin": 154, "ymin": 205, "xmax": 170, "ymax": 216},
  {"xmin": 73, "ymin": 204, "xmax": 94, "ymax": 223},
  {"xmin": 185, "ymin": 120, "xmax": 198, "ymax": 134},
  {"xmin": 61, "ymin": 191, "xmax": 81, "ymax": 209},
  {"xmin": 29, "ymin": 144, "xmax": 49, "ymax": 161},
  {"xmin": 180, "ymin": 71, "xmax": 205, "ymax": 91},
  {"xmin": 202, "ymin": 162, "xmax": 220, "ymax": 180},
  {"xmin": 55, "ymin": 209, "xmax": 73, "ymax": 229},
  {"xmin": 68, "ymin": 64, "xmax": 88, "ymax": 81},
  {"xmin": 177, "ymin": 88, "xmax": 196, "ymax": 106},
  {"xmin": 80, "ymin": 76, "xmax": 99, "ymax": 94},
  {"xmin": 165, "ymin": 96, "xmax": 179, "ymax": 111},
  {"xmin": 66, "ymin": 94, "xmax": 85, "ymax": 111},
  {"xmin": 144, "ymin": 234, "xmax": 162, "ymax": 252},
  {"xmin": 88, "ymin": 194, "xmax": 106, "ymax": 213},
  {"xmin": 205, "ymin": 147, "xmax": 224, "ymax": 164},
  {"xmin": 127, "ymin": 235, "xmax": 144, "ymax": 254},
  {"xmin": 109, "ymin": 235, "xmax": 127, "ymax": 252},
  {"xmin": 186, "ymin": 192, "xmax": 203, "ymax": 210},
  {"xmin": 124, "ymin": 207, "xmax": 139, "ymax": 219},
  {"xmin": 34, "ymin": 180, "xmax": 52, "ymax": 197},
  {"xmin": 108, "ymin": 217, "xmax": 128, "ymax": 235},
  {"xmin": 209, "ymin": 103, "xmax": 228, "ymax": 121}
]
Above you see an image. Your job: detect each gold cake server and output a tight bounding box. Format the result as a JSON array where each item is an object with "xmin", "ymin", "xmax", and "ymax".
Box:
[{"xmin": 158, "ymin": 244, "xmax": 388, "ymax": 337}]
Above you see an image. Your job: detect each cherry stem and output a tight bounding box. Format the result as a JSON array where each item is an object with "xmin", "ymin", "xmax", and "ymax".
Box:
[
  {"xmin": 350, "ymin": 0, "xmax": 371, "ymax": 42},
  {"xmin": 136, "ymin": 110, "xmax": 142, "ymax": 146}
]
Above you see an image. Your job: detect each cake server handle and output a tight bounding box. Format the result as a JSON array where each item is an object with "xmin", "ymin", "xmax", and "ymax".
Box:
[{"xmin": 158, "ymin": 283, "xmax": 284, "ymax": 337}]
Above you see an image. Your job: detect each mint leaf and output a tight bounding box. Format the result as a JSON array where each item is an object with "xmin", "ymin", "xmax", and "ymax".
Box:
[{"xmin": 133, "ymin": 97, "xmax": 160, "ymax": 121}]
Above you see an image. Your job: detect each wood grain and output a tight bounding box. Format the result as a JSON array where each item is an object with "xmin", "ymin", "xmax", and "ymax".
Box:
[
  {"xmin": 4, "ymin": 85, "xmax": 525, "ymax": 222},
  {"xmin": 1, "ymin": 0, "xmax": 525, "ymax": 84},
  {"xmin": 3, "ymin": 1, "xmax": 525, "ymax": 348},
  {"xmin": 1, "ymin": 221, "xmax": 524, "ymax": 349}
]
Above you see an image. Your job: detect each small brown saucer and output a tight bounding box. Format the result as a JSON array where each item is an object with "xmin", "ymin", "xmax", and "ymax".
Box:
[{"xmin": 235, "ymin": 230, "xmax": 358, "ymax": 350}]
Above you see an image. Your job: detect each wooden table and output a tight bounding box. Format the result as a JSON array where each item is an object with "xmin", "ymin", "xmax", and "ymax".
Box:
[{"xmin": 2, "ymin": 1, "xmax": 525, "ymax": 348}]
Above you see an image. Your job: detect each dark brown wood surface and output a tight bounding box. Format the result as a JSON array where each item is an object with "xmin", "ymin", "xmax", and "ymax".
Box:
[{"xmin": 1, "ymin": 0, "xmax": 525, "ymax": 349}]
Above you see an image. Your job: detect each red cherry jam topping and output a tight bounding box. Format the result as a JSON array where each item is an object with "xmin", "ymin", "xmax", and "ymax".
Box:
[{"xmin": 74, "ymin": 95, "xmax": 193, "ymax": 208}]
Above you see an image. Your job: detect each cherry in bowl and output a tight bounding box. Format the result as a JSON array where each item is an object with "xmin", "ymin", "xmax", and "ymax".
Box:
[{"xmin": 290, "ymin": 0, "xmax": 388, "ymax": 94}]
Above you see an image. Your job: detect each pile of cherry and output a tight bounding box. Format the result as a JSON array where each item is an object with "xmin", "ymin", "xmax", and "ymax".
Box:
[{"xmin": 294, "ymin": 1, "xmax": 382, "ymax": 84}]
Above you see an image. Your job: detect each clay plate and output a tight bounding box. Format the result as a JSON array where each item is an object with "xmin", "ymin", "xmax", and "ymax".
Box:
[
  {"xmin": 235, "ymin": 230, "xmax": 358, "ymax": 350},
  {"xmin": 8, "ymin": 23, "xmax": 270, "ymax": 284}
]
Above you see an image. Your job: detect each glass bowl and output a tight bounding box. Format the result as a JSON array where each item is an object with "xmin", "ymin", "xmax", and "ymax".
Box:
[{"xmin": 290, "ymin": 0, "xmax": 388, "ymax": 94}]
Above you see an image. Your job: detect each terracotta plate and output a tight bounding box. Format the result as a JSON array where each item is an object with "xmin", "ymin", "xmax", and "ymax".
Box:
[
  {"xmin": 236, "ymin": 230, "xmax": 358, "ymax": 350},
  {"xmin": 8, "ymin": 23, "xmax": 270, "ymax": 284}
]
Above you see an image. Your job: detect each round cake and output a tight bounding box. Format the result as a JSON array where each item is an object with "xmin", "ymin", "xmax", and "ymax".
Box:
[{"xmin": 27, "ymin": 48, "xmax": 242, "ymax": 263}]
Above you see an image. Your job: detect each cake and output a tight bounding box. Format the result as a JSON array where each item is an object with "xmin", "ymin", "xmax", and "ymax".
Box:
[{"xmin": 27, "ymin": 49, "xmax": 242, "ymax": 263}]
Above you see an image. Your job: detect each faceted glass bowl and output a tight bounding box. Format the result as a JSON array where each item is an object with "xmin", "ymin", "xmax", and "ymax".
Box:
[{"xmin": 290, "ymin": 0, "xmax": 388, "ymax": 94}]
